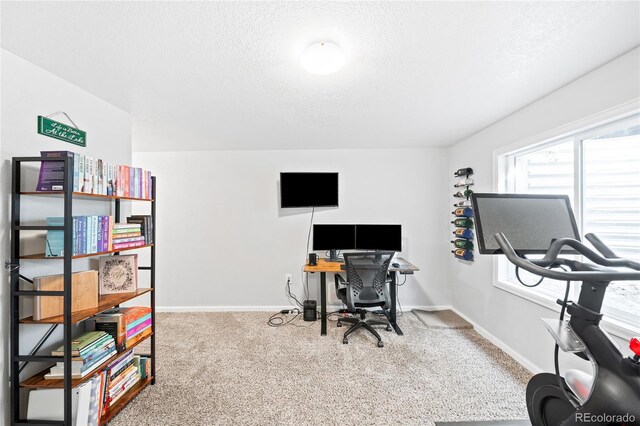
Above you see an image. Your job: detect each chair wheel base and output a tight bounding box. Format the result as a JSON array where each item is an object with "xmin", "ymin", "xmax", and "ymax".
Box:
[
  {"xmin": 337, "ymin": 323, "xmax": 342, "ymax": 327},
  {"xmin": 386, "ymin": 325, "xmax": 392, "ymax": 332},
  {"xmin": 377, "ymin": 341, "xmax": 384, "ymax": 348},
  {"xmin": 343, "ymin": 338, "xmax": 349, "ymax": 344}
]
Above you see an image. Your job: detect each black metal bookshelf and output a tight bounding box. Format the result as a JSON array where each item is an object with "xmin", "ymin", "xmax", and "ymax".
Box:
[{"xmin": 9, "ymin": 156, "xmax": 156, "ymax": 425}]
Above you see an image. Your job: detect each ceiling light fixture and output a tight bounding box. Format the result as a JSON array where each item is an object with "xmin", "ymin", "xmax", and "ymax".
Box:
[{"xmin": 300, "ymin": 42, "xmax": 345, "ymax": 75}]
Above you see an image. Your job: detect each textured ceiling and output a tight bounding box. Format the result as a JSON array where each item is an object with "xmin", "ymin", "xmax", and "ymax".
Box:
[{"xmin": 2, "ymin": 1, "xmax": 639, "ymax": 151}]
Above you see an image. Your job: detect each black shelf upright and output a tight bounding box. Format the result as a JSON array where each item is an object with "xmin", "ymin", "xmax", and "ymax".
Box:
[{"xmin": 11, "ymin": 156, "xmax": 73, "ymax": 426}]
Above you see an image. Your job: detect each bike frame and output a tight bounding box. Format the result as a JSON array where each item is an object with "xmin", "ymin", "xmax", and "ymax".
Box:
[{"xmin": 563, "ymin": 279, "xmax": 640, "ymax": 424}]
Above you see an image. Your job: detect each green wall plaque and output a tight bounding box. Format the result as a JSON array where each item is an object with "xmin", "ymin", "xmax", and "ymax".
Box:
[{"xmin": 37, "ymin": 115, "xmax": 86, "ymax": 147}]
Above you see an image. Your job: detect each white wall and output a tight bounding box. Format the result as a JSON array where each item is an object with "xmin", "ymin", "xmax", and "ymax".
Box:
[
  {"xmin": 0, "ymin": 50, "xmax": 132, "ymax": 421},
  {"xmin": 132, "ymin": 148, "xmax": 450, "ymax": 310},
  {"xmin": 448, "ymin": 48, "xmax": 640, "ymax": 373}
]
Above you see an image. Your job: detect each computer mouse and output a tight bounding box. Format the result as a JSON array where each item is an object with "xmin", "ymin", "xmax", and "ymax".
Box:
[{"xmin": 392, "ymin": 262, "xmax": 400, "ymax": 268}]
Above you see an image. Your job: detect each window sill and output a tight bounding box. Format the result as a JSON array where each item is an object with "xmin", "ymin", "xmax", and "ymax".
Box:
[{"xmin": 494, "ymin": 279, "xmax": 640, "ymax": 341}]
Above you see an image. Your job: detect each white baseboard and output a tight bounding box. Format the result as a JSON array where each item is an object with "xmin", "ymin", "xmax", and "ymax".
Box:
[
  {"xmin": 156, "ymin": 304, "xmax": 451, "ymax": 313},
  {"xmin": 449, "ymin": 306, "xmax": 543, "ymax": 374}
]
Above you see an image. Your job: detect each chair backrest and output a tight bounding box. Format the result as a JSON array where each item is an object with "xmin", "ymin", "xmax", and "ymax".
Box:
[{"xmin": 342, "ymin": 251, "xmax": 394, "ymax": 310}]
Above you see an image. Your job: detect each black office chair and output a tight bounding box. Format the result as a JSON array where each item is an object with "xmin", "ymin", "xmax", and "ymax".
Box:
[{"xmin": 334, "ymin": 251, "xmax": 394, "ymax": 347}]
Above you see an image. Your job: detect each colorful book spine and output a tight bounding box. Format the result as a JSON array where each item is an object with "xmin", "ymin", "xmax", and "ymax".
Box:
[
  {"xmin": 126, "ymin": 313, "xmax": 152, "ymax": 330},
  {"xmin": 111, "ymin": 232, "xmax": 141, "ymax": 239},
  {"xmin": 111, "ymin": 373, "xmax": 140, "ymax": 402},
  {"xmin": 129, "ymin": 167, "xmax": 134, "ymax": 198},
  {"xmin": 112, "ymin": 241, "xmax": 146, "ymax": 250},
  {"xmin": 126, "ymin": 327, "xmax": 152, "ymax": 348},
  {"xmin": 101, "ymin": 216, "xmax": 110, "ymax": 252},
  {"xmin": 124, "ymin": 166, "xmax": 131, "ymax": 197},
  {"xmin": 72, "ymin": 216, "xmax": 78, "ymax": 256},
  {"xmin": 112, "ymin": 236, "xmax": 145, "ymax": 244},
  {"xmin": 85, "ymin": 216, "xmax": 91, "ymax": 254},
  {"xmin": 79, "ymin": 216, "xmax": 87, "ymax": 255},
  {"xmin": 97, "ymin": 217, "xmax": 103, "ymax": 254},
  {"xmin": 108, "ymin": 351, "xmax": 134, "ymax": 380},
  {"xmin": 93, "ymin": 157, "xmax": 99, "ymax": 194},
  {"xmin": 73, "ymin": 153, "xmax": 80, "ymax": 192},
  {"xmin": 78, "ymin": 153, "xmax": 85, "ymax": 192},
  {"xmin": 87, "ymin": 157, "xmax": 92, "ymax": 194},
  {"xmin": 126, "ymin": 319, "xmax": 151, "ymax": 339},
  {"xmin": 108, "ymin": 217, "xmax": 114, "ymax": 251}
]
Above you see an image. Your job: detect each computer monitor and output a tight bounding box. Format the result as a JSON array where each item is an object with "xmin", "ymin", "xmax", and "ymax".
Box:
[
  {"xmin": 280, "ymin": 172, "xmax": 339, "ymax": 208},
  {"xmin": 355, "ymin": 224, "xmax": 402, "ymax": 252},
  {"xmin": 312, "ymin": 224, "xmax": 356, "ymax": 252},
  {"xmin": 471, "ymin": 193, "xmax": 580, "ymax": 255}
]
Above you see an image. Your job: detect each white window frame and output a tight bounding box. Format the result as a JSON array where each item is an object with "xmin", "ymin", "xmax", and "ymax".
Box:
[{"xmin": 492, "ymin": 101, "xmax": 640, "ymax": 340}]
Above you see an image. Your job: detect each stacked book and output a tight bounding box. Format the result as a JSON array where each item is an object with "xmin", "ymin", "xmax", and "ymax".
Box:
[
  {"xmin": 92, "ymin": 306, "xmax": 152, "ymax": 350},
  {"xmin": 126, "ymin": 215, "xmax": 154, "ymax": 245},
  {"xmin": 37, "ymin": 150, "xmax": 153, "ymax": 199},
  {"xmin": 45, "ymin": 331, "xmax": 116, "ymax": 380},
  {"xmin": 101, "ymin": 350, "xmax": 141, "ymax": 411},
  {"xmin": 46, "ymin": 216, "xmax": 114, "ymax": 257},
  {"xmin": 112, "ymin": 223, "xmax": 146, "ymax": 250}
]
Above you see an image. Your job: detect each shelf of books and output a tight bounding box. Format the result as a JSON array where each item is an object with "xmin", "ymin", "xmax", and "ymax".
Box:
[
  {"xmin": 21, "ymin": 331, "xmax": 153, "ymax": 388},
  {"xmin": 10, "ymin": 155, "xmax": 157, "ymax": 426},
  {"xmin": 20, "ymin": 191, "xmax": 154, "ymax": 202}
]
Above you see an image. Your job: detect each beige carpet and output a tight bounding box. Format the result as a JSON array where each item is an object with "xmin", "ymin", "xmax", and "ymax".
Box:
[{"xmin": 110, "ymin": 312, "xmax": 531, "ymax": 426}]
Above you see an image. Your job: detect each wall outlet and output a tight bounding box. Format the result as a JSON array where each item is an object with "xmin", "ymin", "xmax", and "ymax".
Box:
[{"xmin": 286, "ymin": 273, "xmax": 292, "ymax": 283}]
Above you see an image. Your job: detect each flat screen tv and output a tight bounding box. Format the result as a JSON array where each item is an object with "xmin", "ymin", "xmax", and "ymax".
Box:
[{"xmin": 280, "ymin": 172, "xmax": 339, "ymax": 208}]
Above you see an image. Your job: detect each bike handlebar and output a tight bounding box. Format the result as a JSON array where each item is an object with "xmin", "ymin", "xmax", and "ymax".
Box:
[{"xmin": 494, "ymin": 233, "xmax": 640, "ymax": 282}]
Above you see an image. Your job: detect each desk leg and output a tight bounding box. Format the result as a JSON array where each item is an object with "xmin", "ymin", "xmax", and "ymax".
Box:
[
  {"xmin": 320, "ymin": 272, "xmax": 327, "ymax": 336},
  {"xmin": 388, "ymin": 272, "xmax": 404, "ymax": 335}
]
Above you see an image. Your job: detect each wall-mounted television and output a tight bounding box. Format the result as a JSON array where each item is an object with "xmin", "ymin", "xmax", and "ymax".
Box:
[{"xmin": 280, "ymin": 172, "xmax": 339, "ymax": 208}]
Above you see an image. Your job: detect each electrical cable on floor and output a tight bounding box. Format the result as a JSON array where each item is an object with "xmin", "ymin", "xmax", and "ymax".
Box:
[
  {"xmin": 327, "ymin": 310, "xmax": 346, "ymax": 322},
  {"xmin": 267, "ymin": 309, "xmax": 301, "ymax": 327}
]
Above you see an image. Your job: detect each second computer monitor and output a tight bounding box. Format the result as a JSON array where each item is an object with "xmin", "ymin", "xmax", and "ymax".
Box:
[
  {"xmin": 312, "ymin": 224, "xmax": 356, "ymax": 251},
  {"xmin": 356, "ymin": 224, "xmax": 402, "ymax": 251}
]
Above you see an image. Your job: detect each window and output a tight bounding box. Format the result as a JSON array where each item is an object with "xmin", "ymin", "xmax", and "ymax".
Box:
[{"xmin": 499, "ymin": 114, "xmax": 640, "ymax": 330}]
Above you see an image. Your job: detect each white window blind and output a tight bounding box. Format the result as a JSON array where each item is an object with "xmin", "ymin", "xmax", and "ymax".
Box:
[
  {"xmin": 583, "ymin": 127, "xmax": 640, "ymax": 326},
  {"xmin": 502, "ymin": 115, "xmax": 640, "ymax": 330}
]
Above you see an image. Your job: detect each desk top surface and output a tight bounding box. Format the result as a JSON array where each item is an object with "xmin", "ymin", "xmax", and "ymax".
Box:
[{"xmin": 303, "ymin": 256, "xmax": 419, "ymax": 273}]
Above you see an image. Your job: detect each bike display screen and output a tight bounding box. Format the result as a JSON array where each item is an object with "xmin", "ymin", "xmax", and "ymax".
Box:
[{"xmin": 472, "ymin": 193, "xmax": 580, "ymax": 255}]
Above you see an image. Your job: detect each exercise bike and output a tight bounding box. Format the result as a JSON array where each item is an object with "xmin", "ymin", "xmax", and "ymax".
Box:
[{"xmin": 472, "ymin": 193, "xmax": 640, "ymax": 425}]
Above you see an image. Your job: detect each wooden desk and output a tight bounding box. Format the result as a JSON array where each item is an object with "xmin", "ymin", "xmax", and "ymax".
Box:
[{"xmin": 304, "ymin": 257, "xmax": 419, "ymax": 336}]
